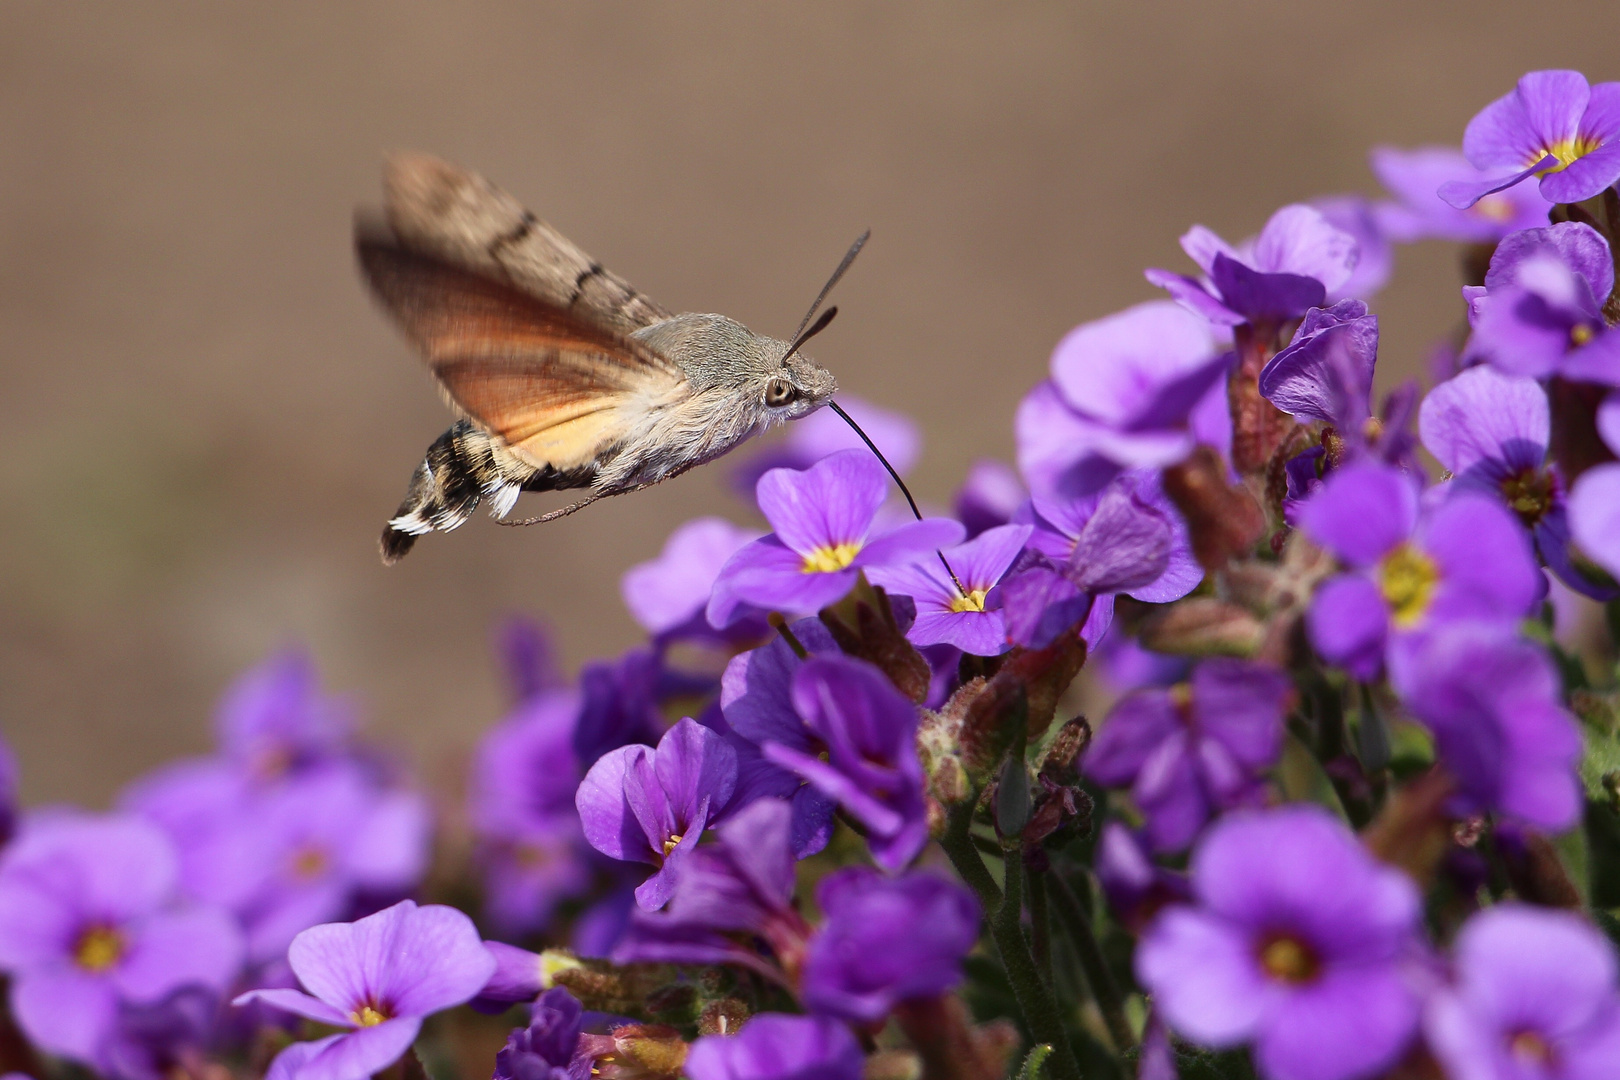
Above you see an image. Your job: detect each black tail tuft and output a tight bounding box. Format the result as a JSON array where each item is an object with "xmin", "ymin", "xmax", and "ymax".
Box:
[{"xmin": 379, "ymin": 526, "xmax": 418, "ymax": 565}]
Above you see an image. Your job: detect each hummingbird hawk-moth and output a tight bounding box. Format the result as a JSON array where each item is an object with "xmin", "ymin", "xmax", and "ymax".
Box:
[{"xmin": 358, "ymin": 154, "xmax": 855, "ymax": 564}]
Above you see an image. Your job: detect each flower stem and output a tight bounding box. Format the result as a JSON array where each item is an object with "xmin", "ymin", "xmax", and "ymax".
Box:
[
  {"xmin": 1045, "ymin": 869, "xmax": 1135, "ymax": 1053},
  {"xmin": 942, "ymin": 804, "xmax": 1082, "ymax": 1080}
]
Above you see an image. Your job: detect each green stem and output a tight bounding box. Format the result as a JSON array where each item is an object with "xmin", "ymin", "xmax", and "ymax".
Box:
[
  {"xmin": 1028, "ymin": 863, "xmax": 1052, "ymax": 987},
  {"xmin": 1046, "ymin": 869, "xmax": 1134, "ymax": 1053},
  {"xmin": 942, "ymin": 805, "xmax": 1081, "ymax": 1080}
]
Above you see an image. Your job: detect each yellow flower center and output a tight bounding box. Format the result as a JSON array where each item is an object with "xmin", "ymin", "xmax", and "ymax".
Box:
[
  {"xmin": 290, "ymin": 846, "xmax": 328, "ymax": 880},
  {"xmin": 1500, "ymin": 467, "xmax": 1556, "ymax": 527},
  {"xmin": 1379, "ymin": 542, "xmax": 1440, "ymax": 627},
  {"xmin": 352, "ymin": 1004, "xmax": 389, "ymax": 1027},
  {"xmin": 1571, "ymin": 323, "xmax": 1596, "ymax": 347},
  {"xmin": 1536, "ymin": 134, "xmax": 1604, "ymax": 173},
  {"xmin": 74, "ymin": 926, "xmax": 125, "ymax": 973},
  {"xmin": 1258, "ymin": 934, "xmax": 1320, "ymax": 984},
  {"xmin": 947, "ymin": 587, "xmax": 989, "ymax": 614},
  {"xmin": 1509, "ymin": 1030, "xmax": 1554, "ymax": 1066},
  {"xmin": 1473, "ymin": 194, "xmax": 1515, "ymax": 223},
  {"xmin": 662, "ymin": 833, "xmax": 683, "ymax": 856},
  {"xmin": 801, "ymin": 542, "xmax": 861, "ymax": 574}
]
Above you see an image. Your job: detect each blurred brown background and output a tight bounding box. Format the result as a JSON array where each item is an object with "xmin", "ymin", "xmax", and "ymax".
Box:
[{"xmin": 3, "ymin": 2, "xmax": 1616, "ymax": 807}]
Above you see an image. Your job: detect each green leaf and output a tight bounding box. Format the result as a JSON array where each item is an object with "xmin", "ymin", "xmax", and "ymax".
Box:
[{"xmin": 1017, "ymin": 1043, "xmax": 1053, "ymax": 1080}]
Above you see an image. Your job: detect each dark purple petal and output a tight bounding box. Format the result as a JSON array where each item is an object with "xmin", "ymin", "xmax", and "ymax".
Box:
[
  {"xmin": 1438, "ymin": 159, "xmax": 1554, "ymax": 210},
  {"xmin": 232, "ymin": 988, "xmax": 350, "ymax": 1027},
  {"xmin": 651, "ymin": 719, "xmax": 737, "ymax": 841},
  {"xmin": 1066, "ymin": 484, "xmax": 1173, "ymax": 593},
  {"xmin": 1086, "ymin": 691, "xmax": 1179, "ymax": 787},
  {"xmin": 954, "ymin": 460, "xmax": 1027, "ymax": 538},
  {"xmin": 1192, "ymin": 660, "xmax": 1293, "ymax": 768},
  {"xmin": 685, "ymin": 1014, "xmax": 864, "ymax": 1080},
  {"xmin": 995, "ymin": 564, "xmax": 1093, "ymax": 650},
  {"xmin": 1259, "ymin": 300, "xmax": 1378, "ymax": 427},
  {"xmin": 1144, "ymin": 268, "xmax": 1246, "ymax": 326},
  {"xmin": 1208, "ymin": 254, "xmax": 1326, "ymax": 325},
  {"xmin": 720, "ymin": 620, "xmax": 838, "ymax": 753}
]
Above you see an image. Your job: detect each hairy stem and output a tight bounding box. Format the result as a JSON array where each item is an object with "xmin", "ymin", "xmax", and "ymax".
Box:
[{"xmin": 1045, "ymin": 869, "xmax": 1134, "ymax": 1053}]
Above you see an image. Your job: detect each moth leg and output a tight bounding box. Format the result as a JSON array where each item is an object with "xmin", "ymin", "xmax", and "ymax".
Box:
[{"xmin": 496, "ymin": 494, "xmax": 603, "ymax": 527}]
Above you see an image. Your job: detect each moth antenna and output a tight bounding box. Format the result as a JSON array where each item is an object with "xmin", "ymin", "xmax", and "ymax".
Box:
[
  {"xmin": 793, "ymin": 229, "xmax": 870, "ymax": 343},
  {"xmin": 782, "ymin": 306, "xmax": 838, "ymax": 366},
  {"xmin": 828, "ymin": 400, "xmax": 969, "ymax": 597}
]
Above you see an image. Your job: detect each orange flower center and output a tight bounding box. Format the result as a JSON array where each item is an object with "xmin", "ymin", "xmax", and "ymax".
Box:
[
  {"xmin": 1257, "ymin": 933, "xmax": 1320, "ymax": 984},
  {"xmin": 74, "ymin": 925, "xmax": 125, "ymax": 973}
]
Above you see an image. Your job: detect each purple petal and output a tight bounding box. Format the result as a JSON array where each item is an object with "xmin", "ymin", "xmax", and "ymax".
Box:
[
  {"xmin": 1420, "ymin": 491, "xmax": 1542, "ymax": 619},
  {"xmin": 855, "ymin": 518, "xmax": 967, "ymax": 569},
  {"xmin": 1067, "ymin": 484, "xmax": 1173, "ymax": 592},
  {"xmin": 1050, "ymin": 301, "xmax": 1220, "ymax": 429},
  {"xmin": 1179, "ymin": 224, "xmax": 1242, "ymax": 276},
  {"xmin": 755, "ymin": 449, "xmax": 886, "ymax": 557},
  {"xmin": 1087, "ymin": 691, "xmax": 1180, "ymax": 786},
  {"xmin": 1372, "ymin": 145, "xmax": 1552, "ymax": 242},
  {"xmin": 763, "ymin": 744, "xmax": 902, "ymax": 839},
  {"xmin": 708, "ymin": 537, "xmax": 861, "ymax": 625},
  {"xmin": 907, "ymin": 609, "xmax": 1010, "ymax": 656},
  {"xmin": 954, "ymin": 459, "xmax": 1027, "ymax": 538},
  {"xmin": 1255, "ymin": 966, "xmax": 1419, "ymax": 1080},
  {"xmin": 115, "ymin": 907, "xmax": 243, "ymax": 1003},
  {"xmin": 1296, "ymin": 461, "xmax": 1416, "ymax": 566},
  {"xmin": 293, "ymin": 1018, "xmax": 421, "ymax": 1080},
  {"xmin": 264, "ymin": 1036, "xmax": 340, "ymax": 1080},
  {"xmin": 576, "ymin": 746, "xmax": 653, "ymax": 864},
  {"xmin": 996, "ymin": 565, "xmax": 1094, "ymax": 650},
  {"xmin": 686, "ymin": 1014, "xmax": 864, "ymax": 1080},
  {"xmin": 1136, "ymin": 908, "xmax": 1272, "ymax": 1046},
  {"xmin": 1251, "ymin": 204, "xmax": 1358, "ymax": 291},
  {"xmin": 1135, "ymin": 736, "xmax": 1212, "ymax": 852},
  {"xmin": 1540, "ymin": 139, "xmax": 1620, "ymax": 203},
  {"xmin": 1145, "ymin": 268, "xmax": 1245, "ymax": 326},
  {"xmin": 942, "ymin": 524, "xmax": 1033, "ymax": 592},
  {"xmin": 719, "ymin": 620, "xmax": 836, "ymax": 752},
  {"xmin": 346, "ymin": 791, "xmax": 430, "ymax": 889},
  {"xmin": 1438, "ymin": 159, "xmax": 1553, "ymax": 210},
  {"xmin": 1418, "ymin": 365, "xmax": 1548, "ymax": 476},
  {"xmin": 233, "ymin": 987, "xmax": 351, "ymax": 1027},
  {"xmin": 1193, "ymin": 660, "xmax": 1292, "ymax": 768},
  {"xmin": 652, "ymin": 719, "xmax": 738, "ymax": 834},
  {"xmin": 1462, "ymin": 72, "xmax": 1585, "ymax": 169},
  {"xmin": 623, "ymin": 518, "xmax": 760, "ymax": 636},
  {"xmin": 1306, "ymin": 575, "xmax": 1389, "ymax": 680},
  {"xmin": 289, "ymin": 902, "xmax": 494, "ymax": 1019},
  {"xmin": 1208, "ymin": 256, "xmax": 1326, "ymax": 324},
  {"xmin": 1563, "ymin": 325, "xmax": 1620, "ymax": 387},
  {"xmin": 714, "ymin": 798, "xmax": 796, "ymax": 909},
  {"xmin": 1259, "ymin": 301, "xmax": 1378, "ymax": 426},
  {"xmin": 1014, "ymin": 381, "xmax": 1122, "ymax": 499},
  {"xmin": 11, "ymin": 967, "xmax": 119, "ymax": 1061},
  {"xmin": 1571, "ymin": 464, "xmax": 1620, "ymax": 578}
]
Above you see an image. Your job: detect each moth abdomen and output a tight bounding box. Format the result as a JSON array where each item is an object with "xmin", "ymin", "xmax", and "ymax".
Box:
[{"xmin": 381, "ymin": 420, "xmax": 592, "ymax": 564}]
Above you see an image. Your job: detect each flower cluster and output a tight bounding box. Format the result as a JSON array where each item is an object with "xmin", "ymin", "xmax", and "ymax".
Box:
[{"xmin": 4, "ymin": 67, "xmax": 1620, "ymax": 1080}]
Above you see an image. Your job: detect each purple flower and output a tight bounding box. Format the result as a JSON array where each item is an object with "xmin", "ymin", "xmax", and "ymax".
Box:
[
  {"xmin": 0, "ymin": 815, "xmax": 243, "ymax": 1064},
  {"xmin": 1425, "ymin": 906, "xmax": 1620, "ymax": 1080},
  {"xmin": 1094, "ymin": 824, "xmax": 1189, "ymax": 934},
  {"xmin": 1420, "ymin": 364, "xmax": 1614, "ymax": 598},
  {"xmin": 576, "ymin": 718, "xmax": 738, "ymax": 909},
  {"xmin": 1389, "ymin": 622, "xmax": 1581, "ymax": 831},
  {"xmin": 1146, "ymin": 205, "xmax": 1359, "ymax": 327},
  {"xmin": 215, "ymin": 649, "xmax": 353, "ymax": 779},
  {"xmin": 867, "ymin": 524, "xmax": 1032, "ymax": 655},
  {"xmin": 801, "ymin": 867, "xmax": 980, "ymax": 1023},
  {"xmin": 762, "ymin": 656, "xmax": 928, "ymax": 871},
  {"xmin": 733, "ymin": 394, "xmax": 921, "ymax": 493},
  {"xmin": 622, "ymin": 518, "xmax": 763, "ymax": 642},
  {"xmin": 1371, "ymin": 146, "xmax": 1551, "ymax": 243},
  {"xmin": 470, "ymin": 689, "xmax": 591, "ymax": 937},
  {"xmin": 1086, "ymin": 660, "xmax": 1294, "ymax": 852},
  {"xmin": 953, "ymin": 459, "xmax": 1027, "ymax": 539},
  {"xmin": 96, "ymin": 986, "xmax": 219, "ymax": 1080},
  {"xmin": 238, "ymin": 901, "xmax": 496, "ymax": 1080},
  {"xmin": 1464, "ymin": 222, "xmax": 1620, "ymax": 385},
  {"xmin": 708, "ymin": 450, "xmax": 963, "ymax": 628},
  {"xmin": 1440, "ymin": 70, "xmax": 1620, "ymax": 209},
  {"xmin": 1137, "ymin": 806, "xmax": 1423, "ymax": 1080},
  {"xmin": 1571, "ymin": 463, "xmax": 1620, "ymax": 582},
  {"xmin": 574, "ymin": 647, "xmax": 708, "ymax": 768},
  {"xmin": 1016, "ymin": 301, "xmax": 1226, "ymax": 495},
  {"xmin": 495, "ymin": 617, "xmax": 562, "ymax": 704},
  {"xmin": 685, "ymin": 1014, "xmax": 863, "ymax": 1080},
  {"xmin": 494, "ymin": 988, "xmax": 589, "ymax": 1080},
  {"xmin": 1299, "ymin": 461, "xmax": 1541, "ymax": 679},
  {"xmin": 1259, "ymin": 300, "xmax": 1379, "ymax": 431},
  {"xmin": 1312, "ymin": 196, "xmax": 1392, "ymax": 300}
]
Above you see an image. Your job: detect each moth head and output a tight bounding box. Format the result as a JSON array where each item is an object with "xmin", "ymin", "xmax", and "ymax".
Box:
[{"xmin": 761, "ymin": 343, "xmax": 838, "ymax": 419}]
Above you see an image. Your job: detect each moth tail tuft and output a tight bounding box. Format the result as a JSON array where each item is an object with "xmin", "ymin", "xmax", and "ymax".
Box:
[{"xmin": 379, "ymin": 526, "xmax": 418, "ymax": 565}]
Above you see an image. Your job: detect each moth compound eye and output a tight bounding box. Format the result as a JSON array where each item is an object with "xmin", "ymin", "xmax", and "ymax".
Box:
[{"xmin": 765, "ymin": 379, "xmax": 796, "ymax": 407}]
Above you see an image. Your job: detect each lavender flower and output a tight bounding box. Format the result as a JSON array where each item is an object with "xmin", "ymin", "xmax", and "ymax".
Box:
[
  {"xmin": 1463, "ymin": 222, "xmax": 1620, "ymax": 384},
  {"xmin": 1312, "ymin": 196, "xmax": 1392, "ymax": 300},
  {"xmin": 1425, "ymin": 906, "xmax": 1620, "ymax": 1080},
  {"xmin": 954, "ymin": 459, "xmax": 1027, "ymax": 539},
  {"xmin": 867, "ymin": 524, "xmax": 1032, "ymax": 655},
  {"xmin": 96, "ymin": 986, "xmax": 219, "ymax": 1080},
  {"xmin": 622, "ymin": 518, "xmax": 763, "ymax": 642},
  {"xmin": 1571, "ymin": 462, "xmax": 1620, "ymax": 582},
  {"xmin": 685, "ymin": 1014, "xmax": 863, "ymax": 1080},
  {"xmin": 1146, "ymin": 205, "xmax": 1359, "ymax": 327},
  {"xmin": 1094, "ymin": 823, "xmax": 1189, "ymax": 934},
  {"xmin": 762, "ymin": 655, "xmax": 928, "ymax": 871},
  {"xmin": 495, "ymin": 617, "xmax": 562, "ymax": 704},
  {"xmin": 574, "ymin": 646, "xmax": 708, "ymax": 768},
  {"xmin": 1371, "ymin": 146, "xmax": 1551, "ymax": 243},
  {"xmin": 1015, "ymin": 301, "xmax": 1226, "ymax": 495},
  {"xmin": 0, "ymin": 815, "xmax": 243, "ymax": 1064},
  {"xmin": 215, "ymin": 649, "xmax": 353, "ymax": 779},
  {"xmin": 1086, "ymin": 660, "xmax": 1294, "ymax": 852},
  {"xmin": 1137, "ymin": 806, "xmax": 1423, "ymax": 1080},
  {"xmin": 494, "ymin": 988, "xmax": 589, "ymax": 1080},
  {"xmin": 708, "ymin": 449, "xmax": 964, "ymax": 627},
  {"xmin": 576, "ymin": 718, "xmax": 739, "ymax": 909},
  {"xmin": 1389, "ymin": 621, "xmax": 1581, "ymax": 830},
  {"xmin": 1258, "ymin": 300, "xmax": 1378, "ymax": 431},
  {"xmin": 1441, "ymin": 70, "xmax": 1620, "ymax": 208},
  {"xmin": 470, "ymin": 689, "xmax": 591, "ymax": 936},
  {"xmin": 1298, "ymin": 461, "xmax": 1541, "ymax": 678},
  {"xmin": 238, "ymin": 901, "xmax": 496, "ymax": 1080},
  {"xmin": 801, "ymin": 867, "xmax": 980, "ymax": 1022}
]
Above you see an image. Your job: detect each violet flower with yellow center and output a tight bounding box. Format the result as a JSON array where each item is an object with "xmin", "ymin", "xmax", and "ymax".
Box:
[
  {"xmin": 707, "ymin": 449, "xmax": 963, "ymax": 628},
  {"xmin": 867, "ymin": 524, "xmax": 1032, "ymax": 655}
]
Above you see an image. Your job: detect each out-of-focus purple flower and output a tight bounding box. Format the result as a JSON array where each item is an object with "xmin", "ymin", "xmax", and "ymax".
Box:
[
  {"xmin": 954, "ymin": 460, "xmax": 1027, "ymax": 539},
  {"xmin": 1260, "ymin": 300, "xmax": 1379, "ymax": 431},
  {"xmin": 1086, "ymin": 660, "xmax": 1294, "ymax": 852},
  {"xmin": 1425, "ymin": 906, "xmax": 1620, "ymax": 1080},
  {"xmin": 1137, "ymin": 806, "xmax": 1423, "ymax": 1080},
  {"xmin": 1312, "ymin": 196, "xmax": 1392, "ymax": 300},
  {"xmin": 495, "ymin": 617, "xmax": 561, "ymax": 704},
  {"xmin": 1441, "ymin": 70, "xmax": 1620, "ymax": 208},
  {"xmin": 685, "ymin": 1014, "xmax": 863, "ymax": 1080},
  {"xmin": 733, "ymin": 395, "xmax": 921, "ymax": 494},
  {"xmin": 1146, "ymin": 205, "xmax": 1359, "ymax": 327},
  {"xmin": 471, "ymin": 689, "xmax": 592, "ymax": 937},
  {"xmin": 615, "ymin": 798, "xmax": 812, "ymax": 979},
  {"xmin": 215, "ymin": 649, "xmax": 353, "ymax": 779},
  {"xmin": 1016, "ymin": 301, "xmax": 1226, "ymax": 496},
  {"xmin": 1096, "ymin": 636, "xmax": 1191, "ymax": 694},
  {"xmin": 471, "ymin": 941, "xmax": 550, "ymax": 1013},
  {"xmin": 239, "ymin": 901, "xmax": 496, "ymax": 1080},
  {"xmin": 1389, "ymin": 622, "xmax": 1581, "ymax": 830},
  {"xmin": 96, "ymin": 986, "xmax": 219, "ymax": 1080},
  {"xmin": 1572, "ymin": 464, "xmax": 1620, "ymax": 583},
  {"xmin": 867, "ymin": 524, "xmax": 1032, "ymax": 655},
  {"xmin": 623, "ymin": 518, "xmax": 765, "ymax": 642},
  {"xmin": 1299, "ymin": 461, "xmax": 1541, "ymax": 679},
  {"xmin": 0, "ymin": 735, "xmax": 19, "ymax": 849},
  {"xmin": 0, "ymin": 814, "xmax": 243, "ymax": 1064},
  {"xmin": 576, "ymin": 718, "xmax": 738, "ymax": 909},
  {"xmin": 1421, "ymin": 364, "xmax": 1615, "ymax": 598},
  {"xmin": 762, "ymin": 656, "xmax": 928, "ymax": 871},
  {"xmin": 802, "ymin": 867, "xmax": 980, "ymax": 1022},
  {"xmin": 494, "ymin": 988, "xmax": 590, "ymax": 1080},
  {"xmin": 1463, "ymin": 222, "xmax": 1620, "ymax": 385},
  {"xmin": 708, "ymin": 450, "xmax": 963, "ymax": 628},
  {"xmin": 1372, "ymin": 146, "xmax": 1552, "ymax": 242},
  {"xmin": 574, "ymin": 646, "xmax": 711, "ymax": 769},
  {"xmin": 1095, "ymin": 824, "xmax": 1189, "ymax": 934}
]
